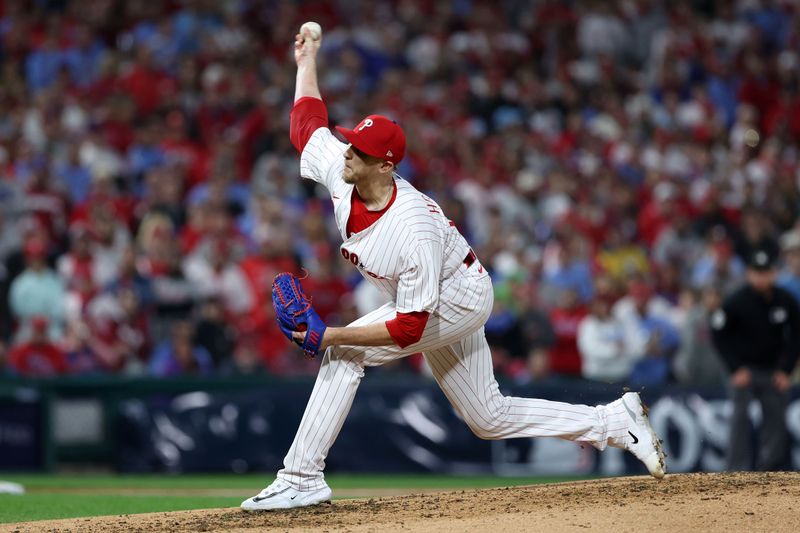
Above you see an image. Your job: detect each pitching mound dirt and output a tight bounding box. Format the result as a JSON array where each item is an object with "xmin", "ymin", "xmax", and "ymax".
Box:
[{"xmin": 3, "ymin": 472, "xmax": 799, "ymax": 533}]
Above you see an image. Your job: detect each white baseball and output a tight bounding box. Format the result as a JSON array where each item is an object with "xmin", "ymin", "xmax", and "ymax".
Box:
[{"xmin": 300, "ymin": 21, "xmax": 322, "ymax": 42}]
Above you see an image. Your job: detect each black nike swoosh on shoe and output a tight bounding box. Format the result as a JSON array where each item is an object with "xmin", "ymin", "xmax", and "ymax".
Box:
[
  {"xmin": 253, "ymin": 487, "xmax": 291, "ymax": 502},
  {"xmin": 628, "ymin": 431, "xmax": 639, "ymax": 444},
  {"xmin": 290, "ymin": 495, "xmax": 297, "ymax": 500}
]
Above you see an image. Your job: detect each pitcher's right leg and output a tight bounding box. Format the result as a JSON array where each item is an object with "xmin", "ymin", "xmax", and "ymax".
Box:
[
  {"xmin": 243, "ymin": 303, "xmax": 401, "ymax": 511},
  {"xmin": 241, "ymin": 347, "xmax": 363, "ymax": 511}
]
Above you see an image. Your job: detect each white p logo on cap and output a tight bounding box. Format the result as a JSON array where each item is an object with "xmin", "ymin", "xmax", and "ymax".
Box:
[{"xmin": 357, "ymin": 118, "xmax": 374, "ymax": 132}]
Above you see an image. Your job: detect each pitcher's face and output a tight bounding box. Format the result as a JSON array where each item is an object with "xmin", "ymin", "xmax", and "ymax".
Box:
[{"xmin": 343, "ymin": 145, "xmax": 390, "ymax": 184}]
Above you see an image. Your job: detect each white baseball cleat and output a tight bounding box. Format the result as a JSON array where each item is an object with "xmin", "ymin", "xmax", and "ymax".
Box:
[
  {"xmin": 617, "ymin": 392, "xmax": 666, "ymax": 479},
  {"xmin": 240, "ymin": 478, "xmax": 332, "ymax": 511}
]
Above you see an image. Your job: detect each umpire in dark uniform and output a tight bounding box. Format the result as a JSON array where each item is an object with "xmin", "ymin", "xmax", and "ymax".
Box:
[{"xmin": 710, "ymin": 246, "xmax": 800, "ymax": 471}]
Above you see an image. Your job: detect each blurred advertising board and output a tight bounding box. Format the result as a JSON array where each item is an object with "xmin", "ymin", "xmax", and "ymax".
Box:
[{"xmin": 114, "ymin": 381, "xmax": 800, "ymax": 475}]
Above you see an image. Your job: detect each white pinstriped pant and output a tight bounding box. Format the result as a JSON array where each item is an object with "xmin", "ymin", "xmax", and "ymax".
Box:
[{"xmin": 277, "ymin": 263, "xmax": 631, "ymax": 490}]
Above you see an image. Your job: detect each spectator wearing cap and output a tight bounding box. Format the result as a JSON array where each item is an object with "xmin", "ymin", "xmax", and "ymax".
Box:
[
  {"xmin": 710, "ymin": 247, "xmax": 800, "ymax": 471},
  {"xmin": 6, "ymin": 315, "xmax": 68, "ymax": 377},
  {"xmin": 8, "ymin": 237, "xmax": 65, "ymax": 342},
  {"xmin": 777, "ymin": 230, "xmax": 800, "ymax": 305}
]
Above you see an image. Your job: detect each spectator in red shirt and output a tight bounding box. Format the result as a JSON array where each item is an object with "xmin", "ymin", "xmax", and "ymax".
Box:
[
  {"xmin": 637, "ymin": 181, "xmax": 679, "ymax": 247},
  {"xmin": 121, "ymin": 46, "xmax": 175, "ymax": 116},
  {"xmin": 547, "ymin": 288, "xmax": 588, "ymax": 378},
  {"xmin": 737, "ymin": 53, "xmax": 780, "ymax": 132},
  {"xmin": 240, "ymin": 229, "xmax": 300, "ymax": 328},
  {"xmin": 7, "ymin": 316, "xmax": 68, "ymax": 377},
  {"xmin": 303, "ymin": 249, "xmax": 351, "ymax": 324},
  {"xmin": 83, "ymin": 287, "xmax": 151, "ymax": 373},
  {"xmin": 57, "ymin": 223, "xmax": 98, "ymax": 319},
  {"xmin": 25, "ymin": 164, "xmax": 69, "ymax": 242},
  {"xmin": 101, "ymin": 94, "xmax": 136, "ymax": 153}
]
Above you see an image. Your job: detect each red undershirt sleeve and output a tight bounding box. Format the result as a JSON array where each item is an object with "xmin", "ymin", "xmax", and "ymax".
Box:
[
  {"xmin": 290, "ymin": 96, "xmax": 329, "ymax": 153},
  {"xmin": 385, "ymin": 311, "xmax": 430, "ymax": 348}
]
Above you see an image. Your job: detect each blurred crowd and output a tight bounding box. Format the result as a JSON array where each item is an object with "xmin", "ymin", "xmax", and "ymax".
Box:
[{"xmin": 2, "ymin": 0, "xmax": 800, "ymax": 386}]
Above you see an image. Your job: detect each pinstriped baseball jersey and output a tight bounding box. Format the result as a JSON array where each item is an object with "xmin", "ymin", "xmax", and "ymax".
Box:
[{"xmin": 300, "ymin": 127, "xmax": 471, "ymax": 313}]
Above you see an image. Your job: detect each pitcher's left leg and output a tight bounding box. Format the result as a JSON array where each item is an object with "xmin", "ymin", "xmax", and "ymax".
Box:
[
  {"xmin": 424, "ymin": 327, "xmax": 665, "ymax": 477},
  {"xmin": 424, "ymin": 330, "xmax": 612, "ymax": 443}
]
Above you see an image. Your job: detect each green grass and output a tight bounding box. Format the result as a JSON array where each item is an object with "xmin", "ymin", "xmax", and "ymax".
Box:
[
  {"xmin": 0, "ymin": 495, "xmax": 242, "ymax": 524},
  {"xmin": 0, "ymin": 473, "xmax": 590, "ymax": 490},
  {"xmin": 0, "ymin": 473, "xmax": 593, "ymax": 524}
]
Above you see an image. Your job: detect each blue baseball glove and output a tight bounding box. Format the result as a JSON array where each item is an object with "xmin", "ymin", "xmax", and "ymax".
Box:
[{"xmin": 271, "ymin": 272, "xmax": 327, "ymax": 358}]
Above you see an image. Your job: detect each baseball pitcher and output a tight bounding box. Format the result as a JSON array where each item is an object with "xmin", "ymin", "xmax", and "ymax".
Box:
[{"xmin": 241, "ymin": 23, "xmax": 666, "ymax": 511}]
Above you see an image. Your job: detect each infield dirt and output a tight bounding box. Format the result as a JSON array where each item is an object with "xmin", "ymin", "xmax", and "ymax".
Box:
[{"xmin": 2, "ymin": 472, "xmax": 799, "ymax": 532}]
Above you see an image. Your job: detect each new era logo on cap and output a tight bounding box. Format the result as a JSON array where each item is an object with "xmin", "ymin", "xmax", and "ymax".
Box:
[{"xmin": 336, "ymin": 115, "xmax": 406, "ymax": 165}]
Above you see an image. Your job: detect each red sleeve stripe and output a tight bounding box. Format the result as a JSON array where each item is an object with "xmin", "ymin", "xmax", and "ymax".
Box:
[
  {"xmin": 290, "ymin": 97, "xmax": 329, "ymax": 153},
  {"xmin": 385, "ymin": 311, "xmax": 429, "ymax": 348}
]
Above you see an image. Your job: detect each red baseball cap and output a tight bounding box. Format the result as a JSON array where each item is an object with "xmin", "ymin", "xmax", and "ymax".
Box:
[{"xmin": 336, "ymin": 115, "xmax": 406, "ymax": 165}]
